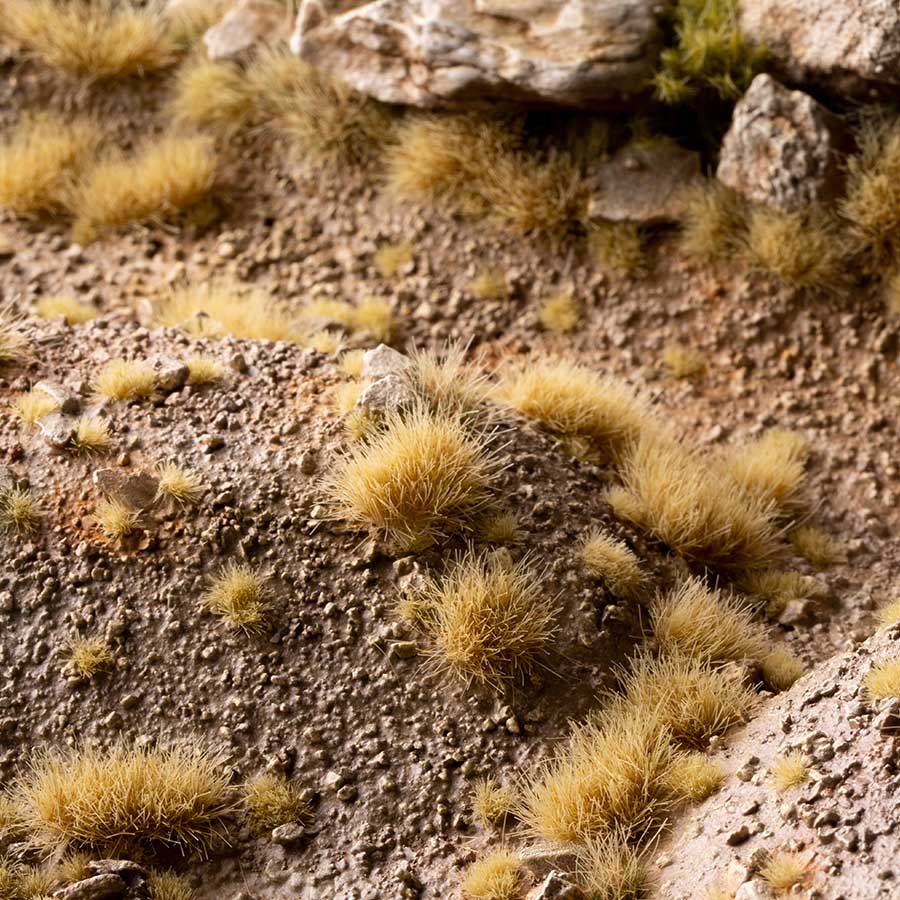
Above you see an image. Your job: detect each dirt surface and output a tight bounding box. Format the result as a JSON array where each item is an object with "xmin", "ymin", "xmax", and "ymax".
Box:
[{"xmin": 2, "ymin": 33, "xmax": 900, "ymax": 900}]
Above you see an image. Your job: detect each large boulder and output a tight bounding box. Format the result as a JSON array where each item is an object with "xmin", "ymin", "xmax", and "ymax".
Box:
[
  {"xmin": 740, "ymin": 0, "xmax": 900, "ymax": 96},
  {"xmin": 290, "ymin": 0, "xmax": 671, "ymax": 109},
  {"xmin": 716, "ymin": 74, "xmax": 850, "ymax": 211}
]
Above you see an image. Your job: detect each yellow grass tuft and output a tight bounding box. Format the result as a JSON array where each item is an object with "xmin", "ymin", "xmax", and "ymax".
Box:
[
  {"xmin": 163, "ymin": 0, "xmax": 230, "ymax": 48},
  {"xmin": 761, "ymin": 647, "xmax": 804, "ymax": 692},
  {"xmin": 374, "ymin": 243, "xmax": 413, "ymax": 278},
  {"xmin": 741, "ymin": 569, "xmax": 822, "ymax": 619},
  {"xmin": 578, "ymin": 830, "xmax": 648, "ymax": 900},
  {"xmin": 471, "ymin": 778, "xmax": 516, "ymax": 829},
  {"xmin": 478, "ymin": 512, "xmax": 523, "ymax": 545},
  {"xmin": 615, "ymin": 436, "xmax": 778, "ymax": 571},
  {"xmin": 300, "ymin": 296, "xmax": 392, "ymax": 343},
  {"xmin": 678, "ymin": 181, "xmax": 747, "ymax": 260},
  {"xmin": 0, "ymin": 316, "xmax": 28, "ymax": 367},
  {"xmin": 878, "ymin": 598, "xmax": 900, "ymax": 627},
  {"xmin": 203, "ymin": 563, "xmax": 270, "ymax": 635},
  {"xmin": 790, "ymin": 526, "xmax": 846, "ymax": 567},
  {"xmin": 618, "ymin": 653, "xmax": 756, "ymax": 749},
  {"xmin": 652, "ymin": 578, "xmax": 769, "ymax": 664},
  {"xmin": 518, "ymin": 708, "xmax": 677, "ymax": 843},
  {"xmin": 665, "ymin": 752, "xmax": 724, "ymax": 802},
  {"xmin": 156, "ymin": 463, "xmax": 205, "ymax": 506},
  {"xmin": 10, "ymin": 388, "xmax": 59, "ymax": 425},
  {"xmin": 724, "ymin": 429, "xmax": 808, "ymax": 513},
  {"xmin": 743, "ymin": 206, "xmax": 841, "ymax": 289},
  {"xmin": 94, "ymin": 359, "xmax": 156, "ymax": 401},
  {"xmin": 0, "ymin": 486, "xmax": 42, "ymax": 533},
  {"xmin": 537, "ymin": 292, "xmax": 580, "ymax": 334},
  {"xmin": 1, "ymin": 0, "xmax": 174, "ymax": 77},
  {"xmin": 147, "ymin": 870, "xmax": 196, "ymax": 900},
  {"xmin": 169, "ymin": 58, "xmax": 252, "ymax": 132},
  {"xmin": 661, "ymin": 342, "xmax": 706, "ymax": 379},
  {"xmin": 406, "ymin": 342, "xmax": 487, "ymax": 413},
  {"xmin": 70, "ymin": 134, "xmax": 217, "ymax": 244},
  {"xmin": 331, "ymin": 381, "xmax": 363, "ymax": 416},
  {"xmin": 468, "ymin": 269, "xmax": 510, "ymax": 301},
  {"xmin": 0, "ymin": 114, "xmax": 102, "ymax": 215},
  {"xmin": 588, "ymin": 223, "xmax": 646, "ymax": 278},
  {"xmin": 328, "ymin": 404, "xmax": 495, "ymax": 551},
  {"xmin": 65, "ymin": 637, "xmax": 112, "ymax": 680},
  {"xmin": 759, "ymin": 850, "xmax": 813, "ymax": 893},
  {"xmin": 73, "ymin": 417, "xmax": 112, "ymax": 454},
  {"xmin": 95, "ymin": 499, "xmax": 140, "ymax": 542},
  {"xmin": 769, "ymin": 751, "xmax": 808, "ymax": 793},
  {"xmin": 339, "ymin": 349, "xmax": 365, "ymax": 378},
  {"xmin": 308, "ymin": 330, "xmax": 343, "ymax": 356},
  {"xmin": 243, "ymin": 774, "xmax": 310, "ymax": 832},
  {"xmin": 158, "ymin": 281, "xmax": 299, "ymax": 343},
  {"xmin": 580, "ymin": 530, "xmax": 642, "ymax": 599},
  {"xmin": 461, "ymin": 851, "xmax": 523, "ymax": 900},
  {"xmin": 35, "ymin": 295, "xmax": 98, "ymax": 324},
  {"xmin": 494, "ymin": 358, "xmax": 655, "ymax": 463},
  {"xmin": 12, "ymin": 742, "xmax": 234, "ymax": 856},
  {"xmin": 185, "ymin": 354, "xmax": 225, "ymax": 385},
  {"xmin": 865, "ymin": 657, "xmax": 900, "ymax": 699},
  {"xmin": 416, "ymin": 552, "xmax": 557, "ymax": 687}
]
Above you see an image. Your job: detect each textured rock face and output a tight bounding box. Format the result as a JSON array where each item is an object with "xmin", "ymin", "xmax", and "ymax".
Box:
[
  {"xmin": 204, "ymin": 0, "xmax": 292, "ymax": 60},
  {"xmin": 291, "ymin": 0, "xmax": 670, "ymax": 109},
  {"xmin": 741, "ymin": 0, "xmax": 900, "ymax": 95},
  {"xmin": 716, "ymin": 74, "xmax": 850, "ymax": 211}
]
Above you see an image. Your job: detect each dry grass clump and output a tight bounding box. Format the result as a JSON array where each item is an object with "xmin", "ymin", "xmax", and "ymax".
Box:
[
  {"xmin": 10, "ymin": 389, "xmax": 58, "ymax": 426},
  {"xmin": 157, "ymin": 281, "xmax": 298, "ymax": 342},
  {"xmin": 73, "ymin": 417, "xmax": 112, "ymax": 454},
  {"xmin": 169, "ymin": 58, "xmax": 252, "ymax": 132},
  {"xmin": 339, "ymin": 349, "xmax": 365, "ymax": 378},
  {"xmin": 518, "ymin": 710, "xmax": 677, "ymax": 844},
  {"xmin": 416, "ymin": 553, "xmax": 556, "ymax": 687},
  {"xmin": 494, "ymin": 359, "xmax": 654, "ymax": 463},
  {"xmin": 588, "ymin": 223, "xmax": 646, "ymax": 277},
  {"xmin": 249, "ymin": 47, "xmax": 393, "ymax": 167},
  {"xmin": 578, "ymin": 830, "xmax": 648, "ymax": 900},
  {"xmin": 678, "ymin": 181, "xmax": 747, "ymax": 259},
  {"xmin": 743, "ymin": 207, "xmax": 841, "ymax": 289},
  {"xmin": 652, "ymin": 578, "xmax": 769, "ymax": 665},
  {"xmin": 95, "ymin": 499, "xmax": 140, "ymax": 542},
  {"xmin": 461, "ymin": 851, "xmax": 523, "ymax": 900},
  {"xmin": 374, "ymin": 243, "xmax": 413, "ymax": 278},
  {"xmin": 202, "ymin": 563, "xmax": 270, "ymax": 635},
  {"xmin": 865, "ymin": 657, "xmax": 900, "ymax": 699},
  {"xmin": 163, "ymin": 0, "xmax": 230, "ymax": 48},
  {"xmin": 0, "ymin": 486, "xmax": 42, "ymax": 533},
  {"xmin": 243, "ymin": 774, "xmax": 310, "ymax": 832},
  {"xmin": 94, "ymin": 359, "xmax": 156, "ymax": 401},
  {"xmin": 761, "ymin": 647, "xmax": 804, "ymax": 691},
  {"xmin": 299, "ymin": 296, "xmax": 392, "ymax": 343},
  {"xmin": 0, "ymin": 114, "xmax": 102, "ymax": 215},
  {"xmin": 724, "ymin": 430, "xmax": 807, "ymax": 512},
  {"xmin": 580, "ymin": 530, "xmax": 643, "ymax": 599},
  {"xmin": 12, "ymin": 742, "xmax": 234, "ymax": 856},
  {"xmin": 1, "ymin": 0, "xmax": 174, "ymax": 77},
  {"xmin": 0, "ymin": 315, "xmax": 28, "ymax": 367},
  {"xmin": 741, "ymin": 569, "xmax": 822, "ymax": 619},
  {"xmin": 478, "ymin": 512, "xmax": 523, "ymax": 545},
  {"xmin": 618, "ymin": 654, "xmax": 755, "ymax": 749},
  {"xmin": 468, "ymin": 269, "xmax": 510, "ymax": 301},
  {"xmin": 308, "ymin": 330, "xmax": 343, "ymax": 355},
  {"xmin": 665, "ymin": 752, "xmax": 724, "ymax": 802},
  {"xmin": 328, "ymin": 404, "xmax": 495, "ymax": 551},
  {"xmin": 405, "ymin": 342, "xmax": 487, "ymax": 413},
  {"xmin": 331, "ymin": 381, "xmax": 363, "ymax": 416},
  {"xmin": 661, "ymin": 342, "xmax": 706, "ymax": 379},
  {"xmin": 70, "ymin": 134, "xmax": 217, "ymax": 244},
  {"xmin": 471, "ymin": 778, "xmax": 516, "ymax": 828},
  {"xmin": 769, "ymin": 751, "xmax": 808, "ymax": 793},
  {"xmin": 147, "ymin": 870, "xmax": 196, "ymax": 900},
  {"xmin": 759, "ymin": 850, "xmax": 813, "ymax": 893},
  {"xmin": 877, "ymin": 598, "xmax": 900, "ymax": 627},
  {"xmin": 537, "ymin": 292, "xmax": 580, "ymax": 334},
  {"xmin": 156, "ymin": 463, "xmax": 205, "ymax": 506},
  {"xmin": 65, "ymin": 637, "xmax": 112, "ymax": 679},
  {"xmin": 614, "ymin": 436, "xmax": 778, "ymax": 571},
  {"xmin": 185, "ymin": 354, "xmax": 225, "ymax": 385},
  {"xmin": 35, "ymin": 295, "xmax": 98, "ymax": 324},
  {"xmin": 789, "ymin": 526, "xmax": 846, "ymax": 567}
]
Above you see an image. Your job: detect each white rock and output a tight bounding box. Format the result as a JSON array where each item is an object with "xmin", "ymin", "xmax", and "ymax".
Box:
[
  {"xmin": 204, "ymin": 0, "xmax": 292, "ymax": 60},
  {"xmin": 360, "ymin": 344, "xmax": 411, "ymax": 380}
]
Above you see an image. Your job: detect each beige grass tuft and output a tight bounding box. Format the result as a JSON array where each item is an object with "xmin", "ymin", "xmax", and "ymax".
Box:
[
  {"xmin": 35, "ymin": 295, "xmax": 99, "ymax": 324},
  {"xmin": 156, "ymin": 463, "xmax": 205, "ymax": 506},
  {"xmin": 374, "ymin": 243, "xmax": 413, "ymax": 278},
  {"xmin": 0, "ymin": 114, "xmax": 102, "ymax": 215},
  {"xmin": 147, "ymin": 870, "xmax": 197, "ymax": 900},
  {"xmin": 478, "ymin": 512, "xmax": 523, "ymax": 545},
  {"xmin": 339, "ymin": 349, "xmax": 365, "ymax": 378},
  {"xmin": 405, "ymin": 342, "xmax": 488, "ymax": 413},
  {"xmin": 65, "ymin": 637, "xmax": 112, "ymax": 680},
  {"xmin": 877, "ymin": 598, "xmax": 900, "ymax": 628},
  {"xmin": 415, "ymin": 552, "xmax": 556, "ymax": 687},
  {"xmin": 202, "ymin": 563, "xmax": 270, "ymax": 635},
  {"xmin": 94, "ymin": 359, "xmax": 156, "ymax": 401},
  {"xmin": 468, "ymin": 269, "xmax": 510, "ymax": 301},
  {"xmin": 243, "ymin": 774, "xmax": 310, "ymax": 832},
  {"xmin": 95, "ymin": 499, "xmax": 140, "ymax": 542},
  {"xmin": 665, "ymin": 752, "xmax": 724, "ymax": 802},
  {"xmin": 11, "ymin": 389, "xmax": 59, "ymax": 426},
  {"xmin": 661, "ymin": 342, "xmax": 706, "ymax": 379},
  {"xmin": 299, "ymin": 296, "xmax": 392, "ymax": 342},
  {"xmin": 328, "ymin": 404, "xmax": 495, "ymax": 551},
  {"xmin": 186, "ymin": 354, "xmax": 225, "ymax": 385},
  {"xmin": 865, "ymin": 657, "xmax": 900, "ymax": 699},
  {"xmin": 761, "ymin": 647, "xmax": 804, "ymax": 692},
  {"xmin": 461, "ymin": 851, "xmax": 523, "ymax": 900},
  {"xmin": 2, "ymin": 0, "xmax": 174, "ymax": 77},
  {"xmin": 678, "ymin": 181, "xmax": 747, "ymax": 260},
  {"xmin": 789, "ymin": 526, "xmax": 846, "ymax": 567},
  {"xmin": 70, "ymin": 134, "xmax": 217, "ymax": 244},
  {"xmin": 73, "ymin": 417, "xmax": 112, "ymax": 454},
  {"xmin": 169, "ymin": 58, "xmax": 252, "ymax": 132},
  {"xmin": 578, "ymin": 829, "xmax": 648, "ymax": 900},
  {"xmin": 741, "ymin": 569, "xmax": 822, "ymax": 619},
  {"xmin": 588, "ymin": 223, "xmax": 646, "ymax": 278},
  {"xmin": 580, "ymin": 530, "xmax": 642, "ymax": 599},
  {"xmin": 471, "ymin": 778, "xmax": 516, "ymax": 828},
  {"xmin": 537, "ymin": 292, "xmax": 580, "ymax": 334},
  {"xmin": 724, "ymin": 430, "xmax": 807, "ymax": 511},
  {"xmin": 0, "ymin": 486, "xmax": 42, "ymax": 533},
  {"xmin": 759, "ymin": 850, "xmax": 813, "ymax": 893},
  {"xmin": 12, "ymin": 742, "xmax": 234, "ymax": 856},
  {"xmin": 652, "ymin": 578, "xmax": 769, "ymax": 665},
  {"xmin": 769, "ymin": 751, "xmax": 808, "ymax": 794}
]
